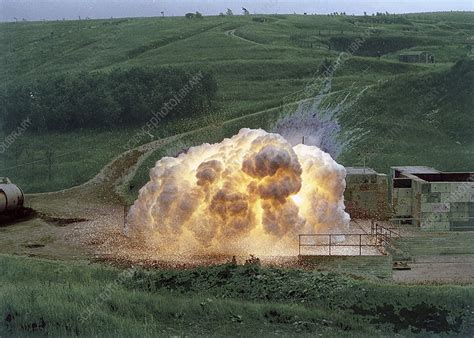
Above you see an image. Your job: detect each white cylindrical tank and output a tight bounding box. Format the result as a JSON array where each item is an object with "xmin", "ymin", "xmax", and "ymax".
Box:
[{"xmin": 0, "ymin": 178, "xmax": 24, "ymax": 214}]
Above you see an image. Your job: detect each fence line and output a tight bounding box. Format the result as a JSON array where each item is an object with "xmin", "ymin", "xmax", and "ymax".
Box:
[{"xmin": 299, "ymin": 224, "xmax": 401, "ymax": 256}]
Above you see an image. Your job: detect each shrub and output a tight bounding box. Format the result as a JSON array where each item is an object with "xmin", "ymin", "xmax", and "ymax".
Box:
[
  {"xmin": 0, "ymin": 67, "xmax": 218, "ymax": 133},
  {"xmin": 328, "ymin": 36, "xmax": 431, "ymax": 57}
]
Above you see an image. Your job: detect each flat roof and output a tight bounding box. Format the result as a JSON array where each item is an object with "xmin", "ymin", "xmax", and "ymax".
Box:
[
  {"xmin": 414, "ymin": 172, "xmax": 474, "ymax": 183},
  {"xmin": 392, "ymin": 166, "xmax": 474, "ymax": 183},
  {"xmin": 346, "ymin": 167, "xmax": 378, "ymax": 175},
  {"xmin": 392, "ymin": 166, "xmax": 440, "ymax": 175}
]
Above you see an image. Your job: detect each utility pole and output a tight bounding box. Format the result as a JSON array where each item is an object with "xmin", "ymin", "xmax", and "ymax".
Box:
[
  {"xmin": 45, "ymin": 149, "xmax": 53, "ymax": 182},
  {"xmin": 124, "ymin": 205, "xmax": 127, "ymax": 227}
]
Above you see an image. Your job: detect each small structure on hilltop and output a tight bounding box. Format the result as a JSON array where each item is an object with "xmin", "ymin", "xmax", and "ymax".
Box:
[
  {"xmin": 391, "ymin": 166, "xmax": 474, "ymax": 231},
  {"xmin": 344, "ymin": 167, "xmax": 390, "ymax": 220},
  {"xmin": 252, "ymin": 17, "xmax": 268, "ymax": 23},
  {"xmin": 399, "ymin": 51, "xmax": 435, "ymax": 63}
]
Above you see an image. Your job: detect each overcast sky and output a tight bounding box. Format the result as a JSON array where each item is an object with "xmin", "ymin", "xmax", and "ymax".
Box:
[{"xmin": 1, "ymin": 0, "xmax": 472, "ymax": 22}]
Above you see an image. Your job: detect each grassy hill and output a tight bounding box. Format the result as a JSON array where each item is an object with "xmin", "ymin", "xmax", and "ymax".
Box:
[
  {"xmin": 338, "ymin": 58, "xmax": 474, "ymax": 172},
  {"xmin": 0, "ymin": 12, "xmax": 473, "ymax": 193}
]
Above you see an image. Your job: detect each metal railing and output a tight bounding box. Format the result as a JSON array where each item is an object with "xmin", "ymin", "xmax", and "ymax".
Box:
[
  {"xmin": 371, "ymin": 223, "xmax": 400, "ymax": 241},
  {"xmin": 299, "ymin": 224, "xmax": 401, "ymax": 256},
  {"xmin": 299, "ymin": 233, "xmax": 379, "ymax": 256}
]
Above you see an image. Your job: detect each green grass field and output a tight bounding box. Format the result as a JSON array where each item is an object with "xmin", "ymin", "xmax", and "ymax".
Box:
[
  {"xmin": 1, "ymin": 12, "xmax": 473, "ymax": 193},
  {"xmin": 1, "ymin": 254, "xmax": 472, "ymax": 336}
]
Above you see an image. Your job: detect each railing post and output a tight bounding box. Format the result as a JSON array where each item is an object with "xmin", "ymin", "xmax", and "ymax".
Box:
[
  {"xmin": 123, "ymin": 204, "xmax": 127, "ymax": 228},
  {"xmin": 298, "ymin": 235, "xmax": 301, "ymax": 256},
  {"xmin": 328, "ymin": 235, "xmax": 331, "ymax": 256}
]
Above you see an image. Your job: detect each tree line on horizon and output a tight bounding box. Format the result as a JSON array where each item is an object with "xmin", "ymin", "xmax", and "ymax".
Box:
[{"xmin": 0, "ymin": 67, "xmax": 218, "ymax": 133}]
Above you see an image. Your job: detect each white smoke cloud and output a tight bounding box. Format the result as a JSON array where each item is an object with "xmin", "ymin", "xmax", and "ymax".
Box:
[
  {"xmin": 274, "ymin": 78, "xmax": 369, "ymax": 158},
  {"xmin": 125, "ymin": 128, "xmax": 349, "ymax": 256}
]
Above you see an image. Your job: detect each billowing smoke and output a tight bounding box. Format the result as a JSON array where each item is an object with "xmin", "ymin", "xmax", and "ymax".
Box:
[{"xmin": 125, "ymin": 129, "xmax": 349, "ymax": 256}]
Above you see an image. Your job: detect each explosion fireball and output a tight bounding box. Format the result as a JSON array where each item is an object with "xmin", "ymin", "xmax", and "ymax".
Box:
[{"xmin": 125, "ymin": 129, "xmax": 349, "ymax": 256}]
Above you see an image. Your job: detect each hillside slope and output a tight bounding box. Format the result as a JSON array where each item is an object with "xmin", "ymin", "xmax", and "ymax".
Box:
[
  {"xmin": 0, "ymin": 13, "xmax": 472, "ymax": 192},
  {"xmin": 339, "ymin": 59, "xmax": 474, "ymax": 172}
]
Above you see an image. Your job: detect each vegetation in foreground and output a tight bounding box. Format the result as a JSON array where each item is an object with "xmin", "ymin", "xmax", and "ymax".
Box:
[{"xmin": 0, "ymin": 254, "xmax": 473, "ymax": 336}]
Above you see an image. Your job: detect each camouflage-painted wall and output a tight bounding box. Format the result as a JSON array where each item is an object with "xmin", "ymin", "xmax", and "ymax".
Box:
[
  {"xmin": 345, "ymin": 173, "xmax": 389, "ymax": 219},
  {"xmin": 393, "ymin": 179, "xmax": 474, "ymax": 231}
]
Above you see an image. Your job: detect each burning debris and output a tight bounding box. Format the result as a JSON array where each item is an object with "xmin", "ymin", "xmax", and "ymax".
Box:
[{"xmin": 125, "ymin": 129, "xmax": 349, "ymax": 256}]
